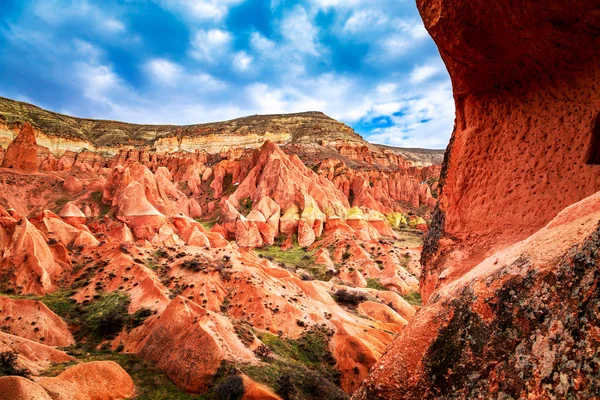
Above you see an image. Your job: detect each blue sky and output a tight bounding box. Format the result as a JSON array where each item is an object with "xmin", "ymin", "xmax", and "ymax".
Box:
[{"xmin": 0, "ymin": 0, "xmax": 454, "ymax": 149}]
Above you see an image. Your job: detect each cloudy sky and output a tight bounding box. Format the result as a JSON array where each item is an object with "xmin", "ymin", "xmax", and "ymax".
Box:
[{"xmin": 0, "ymin": 0, "xmax": 454, "ymax": 149}]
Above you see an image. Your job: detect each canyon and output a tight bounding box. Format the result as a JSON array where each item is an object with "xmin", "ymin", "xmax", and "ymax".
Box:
[
  {"xmin": 2, "ymin": 0, "xmax": 600, "ymax": 398},
  {"xmin": 0, "ymin": 96, "xmax": 442, "ymax": 399}
]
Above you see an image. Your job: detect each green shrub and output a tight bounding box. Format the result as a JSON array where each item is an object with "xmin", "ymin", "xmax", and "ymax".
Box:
[
  {"xmin": 402, "ymin": 291, "xmax": 423, "ymax": 306},
  {"xmin": 239, "ymin": 197, "xmax": 253, "ymax": 216},
  {"xmin": 365, "ymin": 278, "xmax": 386, "ymax": 291},
  {"xmin": 82, "ymin": 292, "xmax": 131, "ymax": 340},
  {"xmin": 332, "ymin": 289, "xmax": 367, "ymax": 305},
  {"xmin": 212, "ymin": 374, "xmax": 244, "ymax": 400},
  {"xmin": 0, "ymin": 351, "xmax": 29, "ymax": 378}
]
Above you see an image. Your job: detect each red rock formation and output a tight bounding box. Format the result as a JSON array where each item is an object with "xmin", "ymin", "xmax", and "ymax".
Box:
[
  {"xmin": 0, "ymin": 376, "xmax": 53, "ymax": 400},
  {"xmin": 1, "ymin": 123, "xmax": 38, "ymax": 172},
  {"xmin": 420, "ymin": 0, "xmax": 600, "ymax": 301},
  {"xmin": 355, "ymin": 1, "xmax": 600, "ymax": 398},
  {"xmin": 355, "ymin": 190, "xmax": 600, "ymax": 399},
  {"xmin": 0, "ymin": 297, "xmax": 74, "ymax": 346},
  {"xmin": 119, "ymin": 296, "xmax": 254, "ymax": 393},
  {"xmin": 36, "ymin": 361, "xmax": 135, "ymax": 400},
  {"xmin": 0, "ymin": 216, "xmax": 63, "ymax": 294},
  {"xmin": 0, "ymin": 332, "xmax": 74, "ymax": 375}
]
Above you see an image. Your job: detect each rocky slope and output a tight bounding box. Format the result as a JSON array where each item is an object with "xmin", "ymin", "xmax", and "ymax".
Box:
[
  {"xmin": 355, "ymin": 0, "xmax": 600, "ymax": 398},
  {"xmin": 0, "ymin": 103, "xmax": 441, "ymax": 398}
]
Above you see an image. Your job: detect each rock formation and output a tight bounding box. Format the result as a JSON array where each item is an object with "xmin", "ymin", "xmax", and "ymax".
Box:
[
  {"xmin": 1, "ymin": 123, "xmax": 38, "ymax": 172},
  {"xmin": 420, "ymin": 0, "xmax": 600, "ymax": 301},
  {"xmin": 355, "ymin": 0, "xmax": 600, "ymax": 398}
]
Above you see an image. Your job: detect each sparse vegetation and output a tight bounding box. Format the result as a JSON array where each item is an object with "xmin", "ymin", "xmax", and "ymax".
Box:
[
  {"xmin": 242, "ymin": 326, "xmax": 347, "ymax": 400},
  {"xmin": 256, "ymin": 242, "xmax": 332, "ymax": 281},
  {"xmin": 239, "ymin": 197, "xmax": 253, "ymax": 216},
  {"xmin": 81, "ymin": 291, "xmax": 131, "ymax": 340},
  {"xmin": 402, "ymin": 291, "xmax": 423, "ymax": 306},
  {"xmin": 0, "ymin": 350, "xmax": 30, "ymax": 378},
  {"xmin": 365, "ymin": 278, "xmax": 386, "ymax": 291},
  {"xmin": 332, "ymin": 288, "xmax": 368, "ymax": 305}
]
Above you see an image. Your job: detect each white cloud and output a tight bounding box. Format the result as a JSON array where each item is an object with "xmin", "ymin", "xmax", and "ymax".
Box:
[
  {"xmin": 343, "ymin": 9, "xmax": 389, "ymax": 33},
  {"xmin": 250, "ymin": 32, "xmax": 276, "ymax": 55},
  {"xmin": 76, "ymin": 62, "xmax": 124, "ymax": 105},
  {"xmin": 103, "ymin": 18, "xmax": 126, "ymax": 34},
  {"xmin": 32, "ymin": 1, "xmax": 126, "ymax": 35},
  {"xmin": 158, "ymin": 0, "xmax": 245, "ymax": 21},
  {"xmin": 410, "ymin": 62, "xmax": 443, "ymax": 84},
  {"xmin": 233, "ymin": 51, "xmax": 253, "ymax": 71},
  {"xmin": 366, "ymin": 82, "xmax": 454, "ymax": 149},
  {"xmin": 146, "ymin": 59, "xmax": 182, "ymax": 84},
  {"xmin": 280, "ymin": 6, "xmax": 320, "ymax": 56},
  {"xmin": 190, "ymin": 29, "xmax": 233, "ymax": 62}
]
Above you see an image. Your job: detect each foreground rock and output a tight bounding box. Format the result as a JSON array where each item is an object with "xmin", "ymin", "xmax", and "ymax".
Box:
[
  {"xmin": 420, "ymin": 0, "xmax": 600, "ymax": 301},
  {"xmin": 0, "ymin": 376, "xmax": 53, "ymax": 400},
  {"xmin": 355, "ymin": 191, "xmax": 600, "ymax": 399},
  {"xmin": 36, "ymin": 361, "xmax": 135, "ymax": 400},
  {"xmin": 356, "ymin": 0, "xmax": 600, "ymax": 397}
]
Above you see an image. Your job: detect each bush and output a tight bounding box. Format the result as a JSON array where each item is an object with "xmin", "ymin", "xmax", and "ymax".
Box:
[
  {"xmin": 212, "ymin": 374, "xmax": 245, "ymax": 400},
  {"xmin": 332, "ymin": 289, "xmax": 367, "ymax": 305},
  {"xmin": 402, "ymin": 291, "xmax": 423, "ymax": 306},
  {"xmin": 180, "ymin": 259, "xmax": 203, "ymax": 272},
  {"xmin": 127, "ymin": 308, "xmax": 154, "ymax": 330},
  {"xmin": 365, "ymin": 278, "xmax": 386, "ymax": 291},
  {"xmin": 254, "ymin": 344, "xmax": 273, "ymax": 360},
  {"xmin": 82, "ymin": 292, "xmax": 131, "ymax": 340},
  {"xmin": 276, "ymin": 373, "xmax": 295, "ymax": 399},
  {"xmin": 0, "ymin": 351, "xmax": 29, "ymax": 378}
]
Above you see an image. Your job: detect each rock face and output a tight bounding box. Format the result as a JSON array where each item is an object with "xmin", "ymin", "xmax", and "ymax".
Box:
[
  {"xmin": 420, "ymin": 0, "xmax": 600, "ymax": 301},
  {"xmin": 355, "ymin": 1, "xmax": 600, "ymax": 398},
  {"xmin": 1, "ymin": 123, "xmax": 38, "ymax": 172},
  {"xmin": 0, "ymin": 297, "xmax": 74, "ymax": 346},
  {"xmin": 355, "ymin": 191, "xmax": 600, "ymax": 399}
]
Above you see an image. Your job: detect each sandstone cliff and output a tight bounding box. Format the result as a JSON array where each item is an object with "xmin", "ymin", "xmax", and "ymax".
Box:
[
  {"xmin": 419, "ymin": 0, "xmax": 600, "ymax": 301},
  {"xmin": 355, "ymin": 1, "xmax": 600, "ymax": 398}
]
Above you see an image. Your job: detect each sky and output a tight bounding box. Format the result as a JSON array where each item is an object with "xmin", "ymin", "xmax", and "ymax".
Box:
[{"xmin": 0, "ymin": 0, "xmax": 454, "ymax": 149}]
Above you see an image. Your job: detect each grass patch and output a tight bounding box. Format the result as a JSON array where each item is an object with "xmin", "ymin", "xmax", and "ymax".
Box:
[
  {"xmin": 54, "ymin": 197, "xmax": 69, "ymax": 211},
  {"xmin": 91, "ymin": 191, "xmax": 103, "ymax": 203},
  {"xmin": 242, "ymin": 327, "xmax": 347, "ymax": 400},
  {"xmin": 365, "ymin": 278, "xmax": 386, "ymax": 291},
  {"xmin": 256, "ymin": 243, "xmax": 331, "ymax": 281},
  {"xmin": 402, "ymin": 291, "xmax": 423, "ymax": 306}
]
